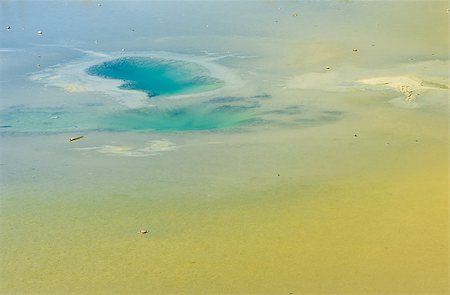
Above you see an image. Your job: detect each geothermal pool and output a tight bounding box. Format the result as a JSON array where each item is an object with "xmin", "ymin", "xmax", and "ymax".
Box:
[{"xmin": 0, "ymin": 1, "xmax": 448, "ymax": 294}]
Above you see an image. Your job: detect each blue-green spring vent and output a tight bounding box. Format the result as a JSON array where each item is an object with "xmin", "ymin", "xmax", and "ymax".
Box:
[{"xmin": 86, "ymin": 57, "xmax": 223, "ymax": 97}]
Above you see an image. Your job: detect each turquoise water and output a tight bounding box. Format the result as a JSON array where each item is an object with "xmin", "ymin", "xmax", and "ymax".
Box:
[
  {"xmin": 0, "ymin": 57, "xmax": 258, "ymax": 133},
  {"xmin": 86, "ymin": 57, "xmax": 224, "ymax": 97},
  {"xmin": 0, "ymin": 91, "xmax": 344, "ymax": 133},
  {"xmin": 101, "ymin": 105, "xmax": 255, "ymax": 132},
  {"xmin": 0, "ymin": 104, "xmax": 256, "ymax": 133},
  {"xmin": 0, "ymin": 45, "xmax": 343, "ymax": 135}
]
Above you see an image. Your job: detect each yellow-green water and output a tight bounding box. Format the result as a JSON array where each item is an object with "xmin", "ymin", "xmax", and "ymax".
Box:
[{"xmin": 2, "ymin": 106, "xmax": 447, "ymax": 294}]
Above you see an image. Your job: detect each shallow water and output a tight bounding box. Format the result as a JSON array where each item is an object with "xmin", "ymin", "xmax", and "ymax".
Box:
[
  {"xmin": 0, "ymin": 103, "xmax": 256, "ymax": 132},
  {"xmin": 0, "ymin": 1, "xmax": 448, "ymax": 294}
]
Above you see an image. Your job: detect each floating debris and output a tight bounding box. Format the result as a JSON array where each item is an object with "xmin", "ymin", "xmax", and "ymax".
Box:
[
  {"xmin": 69, "ymin": 136, "xmax": 85, "ymax": 142},
  {"xmin": 37, "ymin": 30, "xmax": 43, "ymax": 36},
  {"xmin": 352, "ymin": 48, "xmax": 358, "ymax": 52},
  {"xmin": 140, "ymin": 229, "xmax": 148, "ymax": 234},
  {"xmin": 6, "ymin": 26, "xmax": 11, "ymax": 31}
]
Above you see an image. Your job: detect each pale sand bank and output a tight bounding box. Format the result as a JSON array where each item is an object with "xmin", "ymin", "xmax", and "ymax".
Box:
[
  {"xmin": 358, "ymin": 75, "xmax": 449, "ymax": 102},
  {"xmin": 75, "ymin": 139, "xmax": 177, "ymax": 157},
  {"xmin": 285, "ymin": 71, "xmax": 449, "ymax": 108}
]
